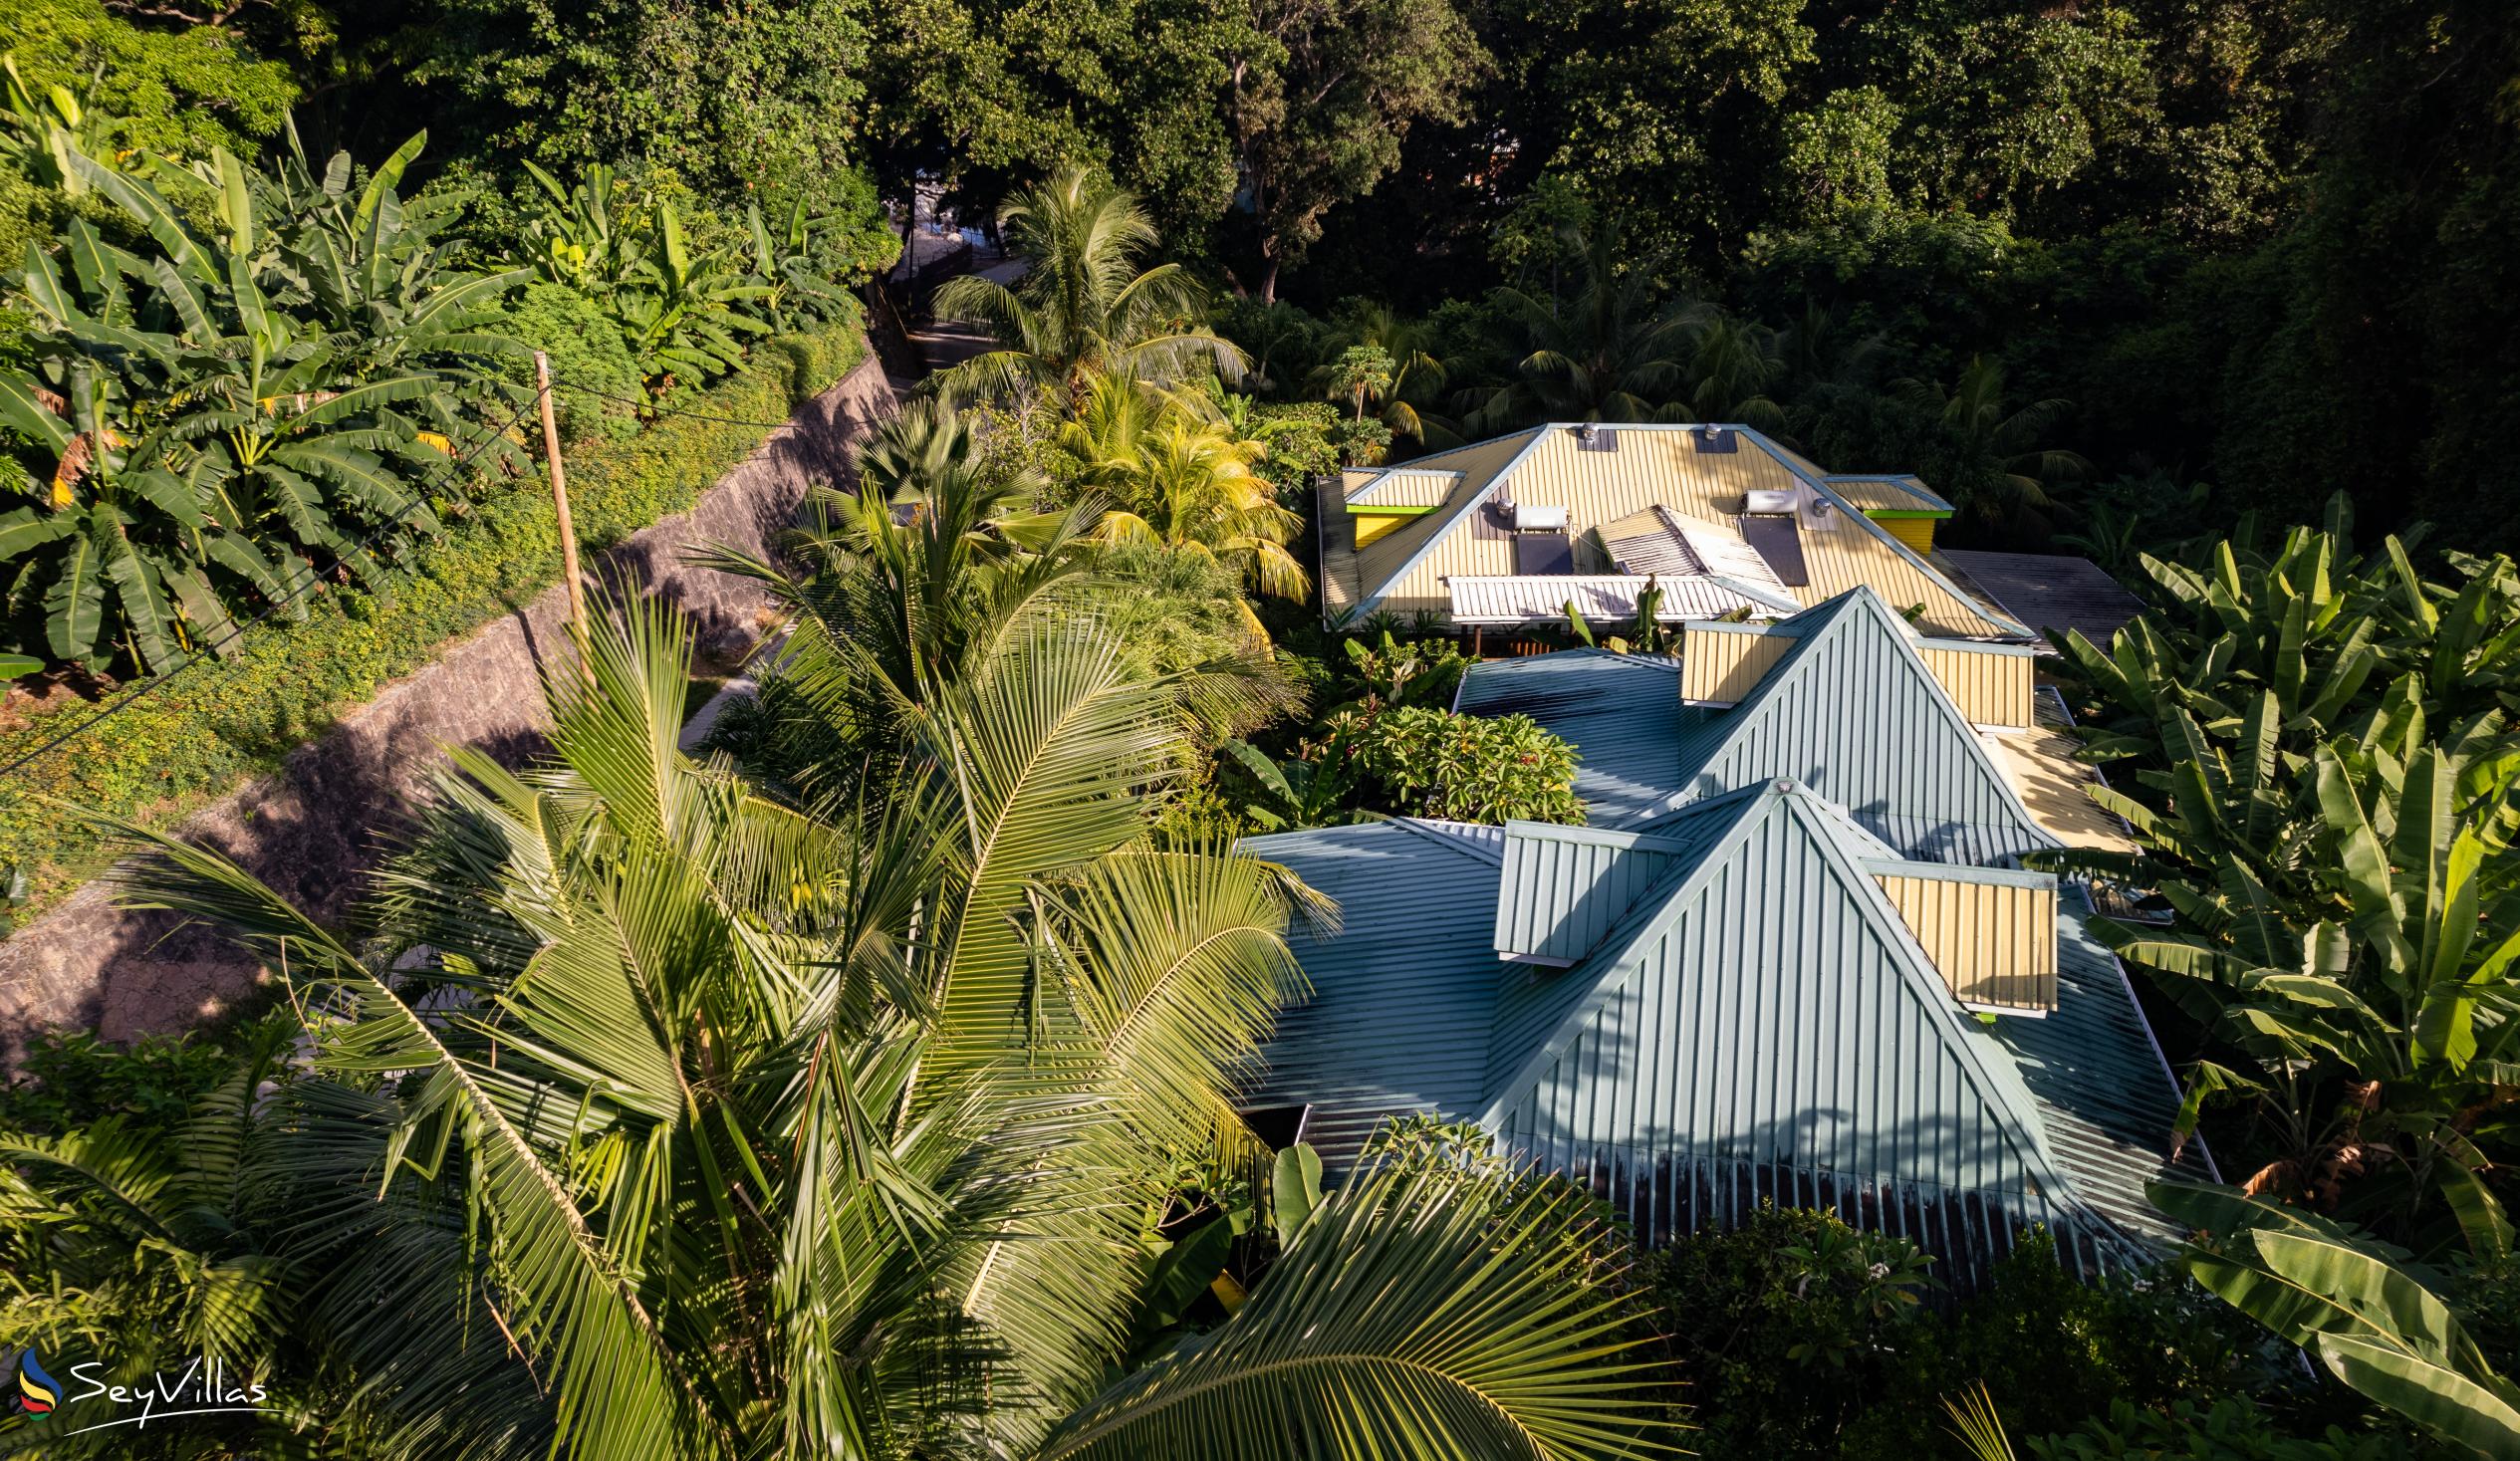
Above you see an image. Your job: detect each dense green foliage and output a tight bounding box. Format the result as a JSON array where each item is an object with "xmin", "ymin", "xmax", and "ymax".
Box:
[
  {"xmin": 0, "ymin": 316, "xmax": 863, "ymax": 917},
  {"xmin": 2030, "ymin": 507, "xmax": 2520, "ymax": 1452},
  {"xmin": 1645, "ymin": 1204, "xmax": 2432, "ymax": 1460},
  {"xmin": 2, "ymin": 565, "xmax": 1680, "ymax": 1458}
]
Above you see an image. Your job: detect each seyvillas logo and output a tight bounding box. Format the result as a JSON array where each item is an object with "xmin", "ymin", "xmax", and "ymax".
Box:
[
  {"xmin": 0, "ymin": 1347, "xmax": 279, "ymax": 1437},
  {"xmin": 9, "ymin": 1348, "xmax": 59, "ymax": 1418}
]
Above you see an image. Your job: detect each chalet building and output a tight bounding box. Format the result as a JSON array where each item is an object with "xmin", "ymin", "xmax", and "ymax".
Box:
[
  {"xmin": 1237, "ymin": 587, "xmax": 2206, "ymax": 1286},
  {"xmin": 1318, "ymin": 421, "xmax": 2019, "ymax": 641}
]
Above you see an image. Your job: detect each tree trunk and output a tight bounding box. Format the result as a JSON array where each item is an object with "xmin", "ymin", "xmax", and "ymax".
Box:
[{"xmin": 1257, "ymin": 250, "xmax": 1280, "ymax": 306}]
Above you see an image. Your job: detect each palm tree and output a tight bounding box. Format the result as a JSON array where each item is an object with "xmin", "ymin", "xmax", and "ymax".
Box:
[
  {"xmin": 89, "ymin": 594, "xmax": 1681, "ymax": 1460},
  {"xmin": 1122, "ymin": 415, "xmax": 1307, "ymax": 596},
  {"xmin": 1052, "ymin": 372, "xmax": 1308, "ymax": 607},
  {"xmin": 1890, "ymin": 357, "xmax": 2089, "ymax": 536},
  {"xmin": 1661, "ymin": 313, "xmax": 1791, "ymax": 436},
  {"xmin": 933, "ymin": 166, "xmax": 1246, "ymax": 408},
  {"xmin": 1460, "ymin": 222, "xmax": 1696, "ymax": 432},
  {"xmin": 1311, "ymin": 304, "xmax": 1456, "ymax": 450}
]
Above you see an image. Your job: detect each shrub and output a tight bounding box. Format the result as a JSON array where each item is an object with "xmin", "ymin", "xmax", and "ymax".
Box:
[
  {"xmin": 1638, "ymin": 1205, "xmax": 2300, "ymax": 1461},
  {"xmin": 502, "ymin": 281, "xmax": 648, "ymax": 443},
  {"xmin": 2028, "ymin": 1397, "xmax": 2425, "ymax": 1461},
  {"xmin": 0, "ymin": 1009, "xmax": 287, "ymax": 1137},
  {"xmin": 0, "ymin": 311, "xmax": 864, "ymax": 922},
  {"xmin": 1346, "ymin": 704, "xmax": 1584, "ymax": 824},
  {"xmin": 6, "ymin": 0, "xmax": 298, "ymax": 161},
  {"xmin": 1638, "ymin": 1205, "xmax": 1938, "ymax": 1458}
]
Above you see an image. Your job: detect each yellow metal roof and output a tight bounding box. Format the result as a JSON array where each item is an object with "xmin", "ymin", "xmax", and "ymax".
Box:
[
  {"xmin": 1325, "ymin": 425, "xmax": 2024, "ymax": 638},
  {"xmin": 1347, "ymin": 469, "xmax": 1464, "ymax": 508},
  {"xmin": 1824, "ymin": 475, "xmax": 1953, "ymax": 515}
]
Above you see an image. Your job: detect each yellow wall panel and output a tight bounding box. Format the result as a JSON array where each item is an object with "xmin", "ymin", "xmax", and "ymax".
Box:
[
  {"xmin": 1920, "ymin": 646, "xmax": 2035, "ymax": 728},
  {"xmin": 1681, "ymin": 628, "xmax": 1796, "ymax": 703},
  {"xmin": 1874, "ymin": 874, "xmax": 2058, "ymax": 1012}
]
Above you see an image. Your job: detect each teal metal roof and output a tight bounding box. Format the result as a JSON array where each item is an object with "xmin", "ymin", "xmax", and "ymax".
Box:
[
  {"xmin": 1233, "ymin": 819, "xmax": 1507, "ymax": 1169},
  {"xmin": 1452, "ymin": 650, "xmax": 1696, "ymax": 825},
  {"xmin": 1476, "ymin": 781, "xmax": 2157, "ymax": 1283},
  {"xmin": 2002, "ymin": 891, "xmax": 2217, "ymax": 1245},
  {"xmin": 1646, "ymin": 588, "xmax": 2056, "ymax": 862},
  {"xmin": 1239, "ymin": 588, "xmax": 2198, "ymax": 1282},
  {"xmin": 1492, "ymin": 820, "xmax": 1727, "ymax": 966},
  {"xmin": 1234, "ymin": 792, "xmax": 2199, "ymax": 1281}
]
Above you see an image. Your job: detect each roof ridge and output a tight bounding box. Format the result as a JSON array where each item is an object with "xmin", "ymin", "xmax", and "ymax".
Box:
[
  {"xmin": 1670, "ymin": 587, "xmax": 2059, "ymax": 850},
  {"xmin": 1741, "ymin": 428, "xmax": 2031, "ymax": 637},
  {"xmin": 1384, "ymin": 815, "xmax": 1508, "ymax": 866},
  {"xmin": 1348, "ymin": 426, "xmax": 1552, "ymax": 618},
  {"xmin": 1477, "ymin": 780, "xmax": 2097, "ymax": 1218}
]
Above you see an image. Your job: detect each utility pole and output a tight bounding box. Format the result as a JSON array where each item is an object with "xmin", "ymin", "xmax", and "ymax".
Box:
[{"xmin": 533, "ymin": 351, "xmax": 589, "ymax": 641}]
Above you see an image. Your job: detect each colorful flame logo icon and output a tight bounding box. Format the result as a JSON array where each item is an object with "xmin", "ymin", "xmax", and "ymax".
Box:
[{"xmin": 13, "ymin": 1349, "xmax": 58, "ymax": 1416}]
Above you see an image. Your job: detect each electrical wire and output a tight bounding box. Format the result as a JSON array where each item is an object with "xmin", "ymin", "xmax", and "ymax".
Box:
[
  {"xmin": 558, "ymin": 383, "xmax": 808, "ymax": 431},
  {"xmin": 0, "ymin": 396, "xmax": 542, "ymax": 780}
]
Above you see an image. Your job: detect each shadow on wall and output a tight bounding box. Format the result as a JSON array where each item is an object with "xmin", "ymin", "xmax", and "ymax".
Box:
[{"xmin": 0, "ymin": 356, "xmax": 897, "ymax": 1067}]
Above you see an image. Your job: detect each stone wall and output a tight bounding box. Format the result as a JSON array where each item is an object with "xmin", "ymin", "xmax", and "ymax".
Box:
[{"xmin": 0, "ymin": 349, "xmax": 896, "ymax": 1063}]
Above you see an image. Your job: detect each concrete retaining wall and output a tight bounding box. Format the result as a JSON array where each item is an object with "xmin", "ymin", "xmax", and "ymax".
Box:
[{"xmin": 0, "ymin": 350, "xmax": 896, "ymax": 1063}]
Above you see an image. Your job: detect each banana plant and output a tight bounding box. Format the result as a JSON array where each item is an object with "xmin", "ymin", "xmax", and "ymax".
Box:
[
  {"xmin": 2151, "ymin": 1180, "xmax": 2520, "ymax": 1460},
  {"xmin": 2104, "ymin": 735, "xmax": 2520, "ymax": 1231},
  {"xmin": 2, "ymin": 138, "xmax": 514, "ymax": 673},
  {"xmin": 514, "ymin": 165, "xmax": 774, "ymax": 388},
  {"xmin": 743, "ymin": 200, "xmax": 850, "ymax": 332},
  {"xmin": 617, "ymin": 199, "xmax": 772, "ymax": 383},
  {"xmin": 1219, "ymin": 737, "xmax": 1364, "ymax": 832},
  {"xmin": 0, "ymin": 52, "xmax": 127, "ymax": 197},
  {"xmin": 519, "ymin": 158, "xmax": 645, "ymax": 292}
]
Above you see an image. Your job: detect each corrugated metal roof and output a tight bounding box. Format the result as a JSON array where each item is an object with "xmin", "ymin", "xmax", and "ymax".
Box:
[
  {"xmin": 1347, "ymin": 468, "xmax": 1464, "ymax": 507},
  {"xmin": 1981, "ymin": 689, "xmax": 2139, "ymax": 855},
  {"xmin": 1448, "ymin": 575, "xmax": 1784, "ymax": 625},
  {"xmin": 1492, "ymin": 820, "xmax": 1722, "ymax": 965},
  {"xmin": 1453, "ymin": 651, "xmax": 1694, "ymax": 825},
  {"xmin": 1940, "ymin": 550, "xmax": 2147, "ymax": 644},
  {"xmin": 1826, "ymin": 474, "xmax": 1956, "ymax": 514},
  {"xmin": 1478, "ymin": 782, "xmax": 2154, "ymax": 1283},
  {"xmin": 1232, "ymin": 820, "xmax": 1508, "ymax": 1171},
  {"xmin": 1341, "ymin": 425, "xmax": 2027, "ymax": 637},
  {"xmin": 1231, "ymin": 809, "xmax": 2193, "ymax": 1282},
  {"xmin": 1652, "ymin": 588, "xmax": 2056, "ymax": 860},
  {"xmin": 2001, "ymin": 890, "xmax": 2217, "ymax": 1243}
]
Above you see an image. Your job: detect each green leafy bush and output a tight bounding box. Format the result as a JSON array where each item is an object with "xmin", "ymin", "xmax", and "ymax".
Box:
[
  {"xmin": 4, "ymin": 0, "xmax": 297, "ymax": 163},
  {"xmin": 2029, "ymin": 1397, "xmax": 2418, "ymax": 1461},
  {"xmin": 1250, "ymin": 400, "xmax": 1339, "ymax": 497},
  {"xmin": 0, "ymin": 311, "xmax": 864, "ymax": 921},
  {"xmin": 1345, "ymin": 704, "xmax": 1583, "ymax": 824},
  {"xmin": 1639, "ymin": 1205, "xmax": 2298, "ymax": 1461},
  {"xmin": 502, "ymin": 280, "xmax": 648, "ymax": 443},
  {"xmin": 0, "ymin": 1009, "xmax": 288, "ymax": 1137}
]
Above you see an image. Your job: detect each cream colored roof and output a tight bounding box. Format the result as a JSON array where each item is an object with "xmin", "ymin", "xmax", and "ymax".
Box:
[
  {"xmin": 1823, "ymin": 475, "xmax": 1952, "ymax": 514},
  {"xmin": 1347, "ymin": 469, "xmax": 1463, "ymax": 507},
  {"xmin": 1982, "ymin": 692, "xmax": 2138, "ymax": 854},
  {"xmin": 1323, "ymin": 425, "xmax": 2026, "ymax": 637}
]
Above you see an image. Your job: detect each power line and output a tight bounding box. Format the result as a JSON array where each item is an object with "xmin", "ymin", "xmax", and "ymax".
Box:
[
  {"xmin": 1, "ymin": 396, "xmax": 541, "ymax": 780},
  {"xmin": 558, "ymin": 383, "xmax": 811, "ymax": 431}
]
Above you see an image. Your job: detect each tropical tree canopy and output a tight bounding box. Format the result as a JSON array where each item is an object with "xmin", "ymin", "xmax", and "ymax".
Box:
[{"xmin": 934, "ymin": 166, "xmax": 1246, "ymax": 407}]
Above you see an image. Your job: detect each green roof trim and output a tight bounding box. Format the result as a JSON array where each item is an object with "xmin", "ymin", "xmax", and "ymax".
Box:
[
  {"xmin": 1861, "ymin": 508, "xmax": 1955, "ymax": 520},
  {"xmin": 1347, "ymin": 502, "xmax": 1442, "ymax": 516}
]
